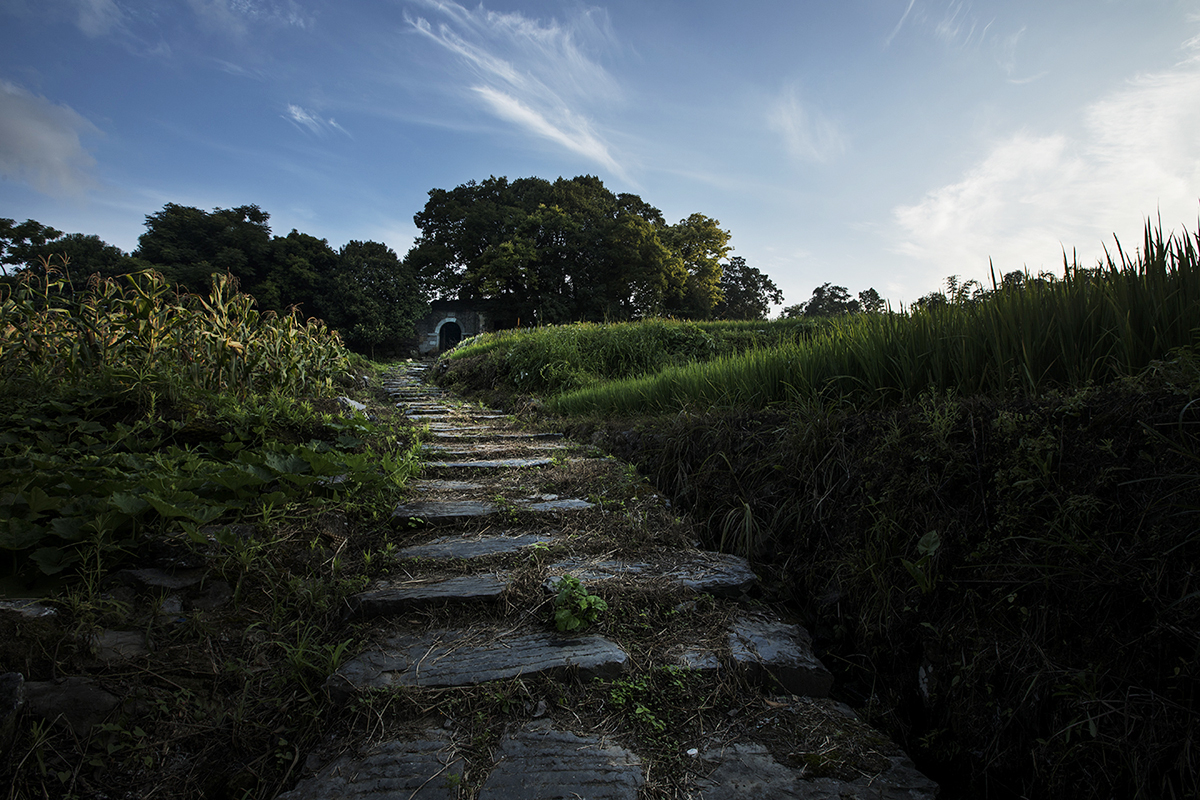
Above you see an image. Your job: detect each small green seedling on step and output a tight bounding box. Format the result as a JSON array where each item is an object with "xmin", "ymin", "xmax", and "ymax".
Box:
[{"xmin": 553, "ymin": 574, "xmax": 608, "ymax": 632}]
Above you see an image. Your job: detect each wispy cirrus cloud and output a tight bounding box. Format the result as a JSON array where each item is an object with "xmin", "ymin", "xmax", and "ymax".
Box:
[
  {"xmin": 892, "ymin": 44, "xmax": 1200, "ymax": 283},
  {"xmin": 187, "ymin": 0, "xmax": 312, "ymax": 37},
  {"xmin": 768, "ymin": 86, "xmax": 846, "ymax": 165},
  {"xmin": 0, "ymin": 80, "xmax": 99, "ymax": 196},
  {"xmin": 885, "ymin": 0, "xmax": 916, "ymax": 47},
  {"xmin": 284, "ymin": 103, "xmax": 349, "ymax": 137},
  {"xmin": 935, "ymin": 1, "xmax": 993, "ymax": 49},
  {"xmin": 405, "ymin": 0, "xmax": 626, "ymax": 179}
]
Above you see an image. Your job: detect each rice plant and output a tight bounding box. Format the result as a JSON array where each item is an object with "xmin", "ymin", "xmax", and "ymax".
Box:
[{"xmin": 551, "ymin": 218, "xmax": 1200, "ymax": 416}]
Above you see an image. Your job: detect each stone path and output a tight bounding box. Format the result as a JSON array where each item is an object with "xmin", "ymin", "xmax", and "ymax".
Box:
[{"xmin": 280, "ymin": 363, "xmax": 939, "ymax": 799}]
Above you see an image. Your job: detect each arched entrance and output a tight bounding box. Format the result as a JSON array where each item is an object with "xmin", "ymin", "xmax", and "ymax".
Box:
[{"xmin": 438, "ymin": 320, "xmax": 463, "ymax": 352}]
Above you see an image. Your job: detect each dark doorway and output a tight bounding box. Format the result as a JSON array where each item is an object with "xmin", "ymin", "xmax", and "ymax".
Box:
[{"xmin": 438, "ymin": 321, "xmax": 462, "ymax": 351}]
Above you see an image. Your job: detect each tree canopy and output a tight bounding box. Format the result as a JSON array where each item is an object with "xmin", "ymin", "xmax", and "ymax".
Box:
[
  {"xmin": 782, "ymin": 283, "xmax": 886, "ymax": 318},
  {"xmin": 403, "ymin": 175, "xmax": 752, "ymax": 322},
  {"xmin": 3, "ymin": 205, "xmax": 429, "ymax": 355},
  {"xmin": 713, "ymin": 256, "xmax": 783, "ymax": 320}
]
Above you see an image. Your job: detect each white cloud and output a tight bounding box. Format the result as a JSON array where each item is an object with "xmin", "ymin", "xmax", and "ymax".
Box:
[
  {"xmin": 935, "ymin": 1, "xmax": 993, "ymax": 49},
  {"xmin": 893, "ymin": 52, "xmax": 1200, "ymax": 281},
  {"xmin": 406, "ymin": 0, "xmax": 625, "ymax": 177},
  {"xmin": 472, "ymin": 86, "xmax": 621, "ymax": 176},
  {"xmin": 768, "ymin": 87, "xmax": 846, "ymax": 164},
  {"xmin": 284, "ymin": 104, "xmax": 350, "ymax": 137},
  {"xmin": 74, "ymin": 0, "xmax": 123, "ymax": 36},
  {"xmin": 0, "ymin": 80, "xmax": 99, "ymax": 196},
  {"xmin": 886, "ymin": 0, "xmax": 916, "ymax": 47},
  {"xmin": 187, "ymin": 0, "xmax": 312, "ymax": 37}
]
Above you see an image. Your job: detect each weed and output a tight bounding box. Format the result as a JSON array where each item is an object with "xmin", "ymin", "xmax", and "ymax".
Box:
[{"xmin": 551, "ymin": 574, "xmax": 608, "ymax": 632}]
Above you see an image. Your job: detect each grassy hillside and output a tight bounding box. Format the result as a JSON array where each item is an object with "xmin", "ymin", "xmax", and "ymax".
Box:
[{"xmin": 432, "ymin": 219, "xmax": 1200, "ymax": 799}]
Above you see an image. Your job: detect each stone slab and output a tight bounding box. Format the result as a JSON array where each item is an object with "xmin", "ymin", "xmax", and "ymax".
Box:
[
  {"xmin": 0, "ymin": 599, "xmax": 56, "ymax": 618},
  {"xmin": 337, "ymin": 397, "xmax": 369, "ymax": 414},
  {"xmin": 480, "ymin": 723, "xmax": 644, "ymax": 799},
  {"xmin": 424, "ymin": 458, "xmax": 554, "ymax": 469},
  {"xmin": 434, "ymin": 432, "xmax": 563, "ymax": 440},
  {"xmin": 397, "ymin": 533, "xmax": 554, "ymax": 560},
  {"xmin": 278, "ymin": 731, "xmax": 464, "ymax": 800},
  {"xmin": 526, "ymin": 498, "xmax": 594, "ymax": 512},
  {"xmin": 729, "ymin": 617, "xmax": 833, "ymax": 697},
  {"xmin": 346, "ymin": 575, "xmax": 508, "ymax": 618},
  {"xmin": 392, "ymin": 500, "xmax": 500, "ymax": 526},
  {"xmin": 412, "ymin": 480, "xmax": 487, "ymax": 492},
  {"xmin": 692, "ymin": 743, "xmax": 938, "ymax": 800},
  {"xmin": 327, "ymin": 629, "xmax": 628, "ymax": 697},
  {"xmin": 546, "ymin": 551, "xmax": 756, "ymax": 597}
]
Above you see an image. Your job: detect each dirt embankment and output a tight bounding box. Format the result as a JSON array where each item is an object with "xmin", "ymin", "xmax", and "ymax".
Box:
[{"xmin": 540, "ymin": 360, "xmax": 1200, "ymax": 800}]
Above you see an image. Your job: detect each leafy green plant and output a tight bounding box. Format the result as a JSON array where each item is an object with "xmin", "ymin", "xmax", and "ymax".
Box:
[{"xmin": 552, "ymin": 574, "xmax": 608, "ymax": 632}]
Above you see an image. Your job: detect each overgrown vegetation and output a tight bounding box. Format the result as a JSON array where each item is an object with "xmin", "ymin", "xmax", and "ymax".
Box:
[
  {"xmin": 438, "ymin": 316, "xmax": 825, "ymax": 398},
  {"xmin": 552, "ymin": 221, "xmax": 1200, "ymax": 415},
  {"xmin": 0, "ymin": 258, "xmax": 424, "ymax": 798},
  {"xmin": 432, "ymin": 218, "xmax": 1200, "ymax": 799}
]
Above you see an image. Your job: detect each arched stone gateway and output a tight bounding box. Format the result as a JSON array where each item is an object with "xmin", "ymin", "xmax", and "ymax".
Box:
[
  {"xmin": 438, "ymin": 320, "xmax": 462, "ymax": 351},
  {"xmin": 414, "ymin": 300, "xmax": 517, "ymax": 355}
]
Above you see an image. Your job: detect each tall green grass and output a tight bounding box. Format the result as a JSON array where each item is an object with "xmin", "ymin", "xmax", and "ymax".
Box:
[
  {"xmin": 552, "ymin": 219, "xmax": 1200, "ymax": 415},
  {"xmin": 444, "ymin": 316, "xmax": 824, "ymax": 395}
]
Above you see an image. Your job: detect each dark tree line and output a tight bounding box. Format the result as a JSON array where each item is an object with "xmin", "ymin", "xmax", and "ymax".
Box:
[
  {"xmin": 783, "ymin": 283, "xmax": 884, "ymax": 317},
  {"xmin": 3, "ymin": 175, "xmax": 788, "ymax": 359},
  {"xmin": 2, "ymin": 207, "xmax": 427, "ymax": 356},
  {"xmin": 402, "ymin": 175, "xmax": 782, "ymax": 322}
]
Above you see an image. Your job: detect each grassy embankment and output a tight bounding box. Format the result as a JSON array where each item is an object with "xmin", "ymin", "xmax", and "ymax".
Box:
[
  {"xmin": 0, "ymin": 260, "xmax": 423, "ymax": 798},
  {"xmin": 435, "ymin": 220, "xmax": 1200, "ymax": 800}
]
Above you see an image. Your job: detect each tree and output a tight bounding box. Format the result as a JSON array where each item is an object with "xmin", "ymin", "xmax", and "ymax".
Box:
[
  {"xmin": 858, "ymin": 287, "xmax": 885, "ymax": 314},
  {"xmin": 713, "ymin": 256, "xmax": 783, "ymax": 320},
  {"xmin": 1, "ymin": 218, "xmax": 63, "ymax": 275},
  {"xmin": 663, "ymin": 213, "xmax": 732, "ymax": 319},
  {"xmin": 135, "ymin": 203, "xmax": 271, "ymax": 293},
  {"xmin": 324, "ymin": 240, "xmax": 428, "ymax": 357},
  {"xmin": 253, "ymin": 230, "xmax": 340, "ymax": 317},
  {"xmin": 784, "ymin": 282, "xmax": 860, "ymax": 317},
  {"xmin": 403, "ymin": 175, "xmax": 713, "ymax": 323}
]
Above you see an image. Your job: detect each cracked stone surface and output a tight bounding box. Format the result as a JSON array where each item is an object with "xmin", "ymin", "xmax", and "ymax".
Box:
[
  {"xmin": 691, "ymin": 743, "xmax": 938, "ymax": 800},
  {"xmin": 480, "ymin": 723, "xmax": 645, "ymax": 800},
  {"xmin": 346, "ymin": 574, "xmax": 508, "ymax": 618},
  {"xmin": 546, "ymin": 551, "xmax": 757, "ymax": 597},
  {"xmin": 728, "ymin": 616, "xmax": 834, "ymax": 697},
  {"xmin": 392, "ymin": 499, "xmax": 501, "ymax": 525},
  {"xmin": 396, "ymin": 533, "xmax": 555, "ymax": 560},
  {"xmin": 425, "ymin": 457, "xmax": 555, "ymax": 469},
  {"xmin": 277, "ymin": 731, "xmax": 464, "ymax": 800},
  {"xmin": 327, "ymin": 629, "xmax": 628, "ymax": 697}
]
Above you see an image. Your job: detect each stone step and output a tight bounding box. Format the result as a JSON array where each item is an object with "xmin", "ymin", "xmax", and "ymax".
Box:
[
  {"xmin": 725, "ymin": 615, "xmax": 834, "ymax": 697},
  {"xmin": 423, "ymin": 457, "xmax": 555, "ymax": 469},
  {"xmin": 396, "ymin": 532, "xmax": 555, "ymax": 560},
  {"xmin": 326, "ymin": 628, "xmax": 629, "ymax": 698},
  {"xmin": 277, "ymin": 731, "xmax": 463, "ymax": 800},
  {"xmin": 424, "ymin": 442, "xmax": 565, "ymax": 456},
  {"xmin": 433, "ymin": 431, "xmax": 563, "ymax": 440},
  {"xmin": 345, "ymin": 574, "xmax": 509, "ymax": 619},
  {"xmin": 545, "ymin": 551, "xmax": 758, "ymax": 598},
  {"xmin": 280, "ymin": 715, "xmax": 935, "ymax": 800},
  {"xmin": 391, "ymin": 497, "xmax": 594, "ymax": 526},
  {"xmin": 481, "ymin": 723, "xmax": 644, "ymax": 799}
]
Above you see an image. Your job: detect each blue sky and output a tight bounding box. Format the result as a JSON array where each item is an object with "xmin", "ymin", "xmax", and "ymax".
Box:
[{"xmin": 2, "ymin": 0, "xmax": 1199, "ymax": 310}]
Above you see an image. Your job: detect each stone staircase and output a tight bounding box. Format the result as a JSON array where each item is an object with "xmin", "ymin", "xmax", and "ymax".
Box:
[{"xmin": 280, "ymin": 363, "xmax": 939, "ymax": 799}]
